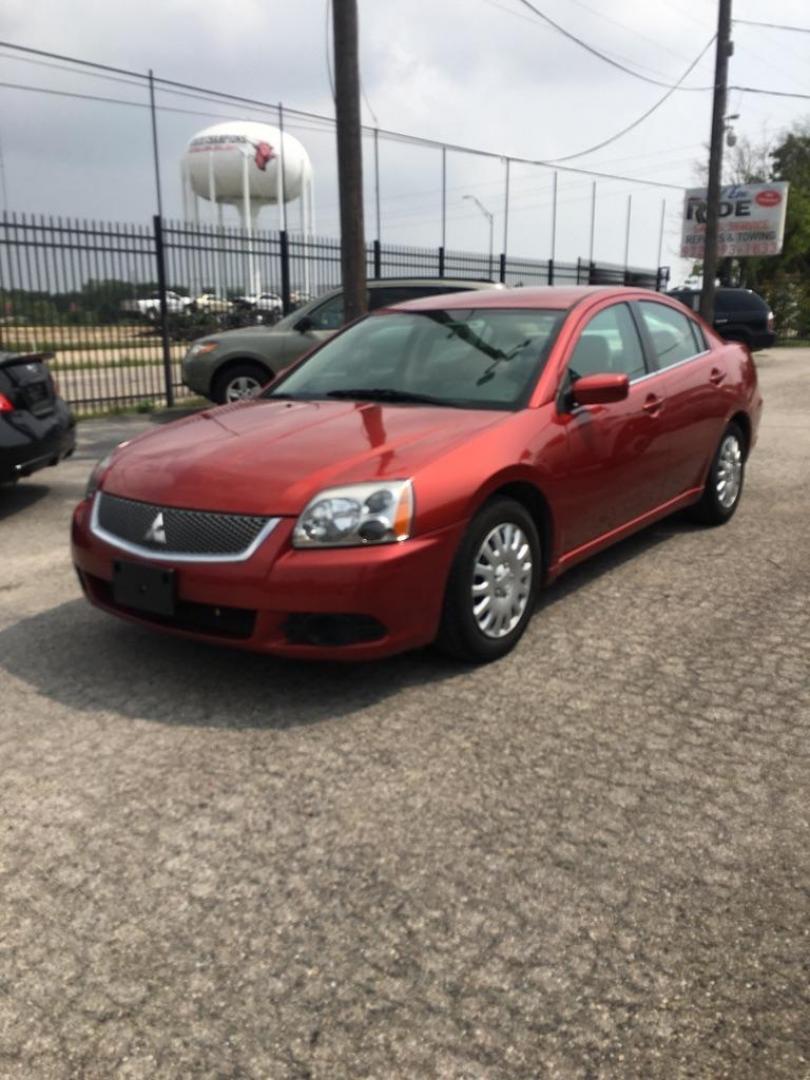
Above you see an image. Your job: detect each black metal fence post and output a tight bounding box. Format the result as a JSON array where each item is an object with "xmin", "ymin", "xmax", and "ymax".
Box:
[
  {"xmin": 152, "ymin": 214, "xmax": 174, "ymax": 409},
  {"xmin": 499, "ymin": 253, "xmax": 506, "ymax": 284},
  {"xmin": 438, "ymin": 246, "xmax": 445, "ymax": 278},
  {"xmin": 547, "ymin": 259, "xmax": 554, "ymax": 285},
  {"xmin": 373, "ymin": 238, "xmax": 382, "ymax": 279},
  {"xmin": 279, "ymin": 230, "xmax": 291, "ymax": 314}
]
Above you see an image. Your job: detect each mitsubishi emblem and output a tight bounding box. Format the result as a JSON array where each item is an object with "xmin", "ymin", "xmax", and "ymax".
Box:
[{"xmin": 144, "ymin": 511, "xmax": 167, "ymax": 545}]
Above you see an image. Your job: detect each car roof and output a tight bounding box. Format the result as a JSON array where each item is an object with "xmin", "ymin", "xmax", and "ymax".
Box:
[{"xmin": 392, "ymin": 285, "xmax": 652, "ymax": 312}]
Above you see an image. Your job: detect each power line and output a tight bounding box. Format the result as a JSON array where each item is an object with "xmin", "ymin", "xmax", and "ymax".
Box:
[
  {"xmin": 549, "ymin": 36, "xmax": 716, "ymax": 162},
  {"xmin": 732, "ymin": 84, "xmax": 810, "ymax": 101},
  {"xmin": 0, "ymin": 80, "xmax": 333, "ymax": 134},
  {"xmin": 734, "ymin": 18, "xmax": 810, "ymax": 34},
  {"xmin": 478, "ymin": 0, "xmax": 689, "ymax": 82},
  {"xmin": 0, "ymin": 40, "xmax": 688, "ymax": 190},
  {"xmin": 507, "ymin": 0, "xmax": 713, "ymax": 90}
]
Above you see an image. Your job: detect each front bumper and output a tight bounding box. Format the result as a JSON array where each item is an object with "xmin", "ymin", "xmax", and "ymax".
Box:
[
  {"xmin": 71, "ymin": 496, "xmax": 463, "ymax": 660},
  {"xmin": 181, "ymin": 352, "xmax": 216, "ymax": 398},
  {"xmin": 750, "ymin": 330, "xmax": 777, "ymax": 351},
  {"xmin": 0, "ymin": 400, "xmax": 76, "ymax": 482}
]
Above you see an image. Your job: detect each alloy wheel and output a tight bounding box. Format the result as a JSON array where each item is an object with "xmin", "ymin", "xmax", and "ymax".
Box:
[{"xmin": 225, "ymin": 375, "xmax": 262, "ymax": 402}]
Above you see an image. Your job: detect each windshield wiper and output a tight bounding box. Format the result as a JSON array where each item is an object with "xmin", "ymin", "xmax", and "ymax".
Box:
[{"xmin": 325, "ymin": 388, "xmax": 458, "ymax": 407}]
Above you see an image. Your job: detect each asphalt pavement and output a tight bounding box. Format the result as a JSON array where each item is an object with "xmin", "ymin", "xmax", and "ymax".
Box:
[{"xmin": 1, "ymin": 349, "xmax": 808, "ymax": 1078}]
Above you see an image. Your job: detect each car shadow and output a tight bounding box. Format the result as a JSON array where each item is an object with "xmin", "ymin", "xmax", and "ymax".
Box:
[
  {"xmin": 0, "ymin": 514, "xmax": 701, "ymax": 731},
  {"xmin": 0, "ymin": 596, "xmax": 463, "ymax": 731},
  {"xmin": 0, "ymin": 481, "xmax": 51, "ymax": 520},
  {"xmin": 539, "ymin": 512, "xmax": 702, "ymax": 610}
]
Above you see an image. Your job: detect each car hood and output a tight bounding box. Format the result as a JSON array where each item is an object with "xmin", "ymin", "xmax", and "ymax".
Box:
[{"xmin": 101, "ymin": 399, "xmax": 507, "ymax": 515}]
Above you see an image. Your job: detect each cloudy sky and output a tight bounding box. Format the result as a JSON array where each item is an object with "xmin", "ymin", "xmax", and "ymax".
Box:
[{"xmin": 2, "ymin": 0, "xmax": 810, "ymax": 283}]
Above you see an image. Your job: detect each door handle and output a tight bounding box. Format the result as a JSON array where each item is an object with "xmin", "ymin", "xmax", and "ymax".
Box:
[
  {"xmin": 642, "ymin": 394, "xmax": 663, "ymax": 415},
  {"xmin": 709, "ymin": 368, "xmax": 726, "ymax": 386}
]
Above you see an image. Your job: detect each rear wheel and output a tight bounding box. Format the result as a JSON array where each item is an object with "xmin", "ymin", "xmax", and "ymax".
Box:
[
  {"xmin": 688, "ymin": 422, "xmax": 745, "ymax": 525},
  {"xmin": 435, "ymin": 497, "xmax": 540, "ymax": 663},
  {"xmin": 212, "ymin": 361, "xmax": 271, "ymax": 404}
]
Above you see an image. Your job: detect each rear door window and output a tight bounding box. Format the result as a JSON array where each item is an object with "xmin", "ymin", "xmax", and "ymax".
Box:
[
  {"xmin": 368, "ymin": 286, "xmax": 472, "ymax": 310},
  {"xmin": 307, "ymin": 294, "xmax": 345, "ymax": 330},
  {"xmin": 638, "ymin": 301, "xmax": 700, "ymax": 370}
]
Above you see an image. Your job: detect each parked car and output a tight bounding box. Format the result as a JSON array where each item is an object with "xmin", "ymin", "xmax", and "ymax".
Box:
[
  {"xmin": 191, "ymin": 293, "xmax": 231, "ymax": 313},
  {"xmin": 233, "ymin": 292, "xmax": 284, "ymax": 317},
  {"xmin": 121, "ymin": 291, "xmax": 192, "ymax": 319},
  {"xmin": 668, "ymin": 287, "xmax": 776, "ymax": 350},
  {"xmin": 73, "ymin": 285, "xmax": 761, "ymax": 662},
  {"xmin": 1, "ymin": 351, "xmax": 76, "ymax": 484},
  {"xmin": 183, "ymin": 278, "xmax": 504, "ymax": 404}
]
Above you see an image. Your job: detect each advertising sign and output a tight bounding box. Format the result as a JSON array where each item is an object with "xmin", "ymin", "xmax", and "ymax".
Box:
[{"xmin": 680, "ymin": 182, "xmax": 789, "ymax": 259}]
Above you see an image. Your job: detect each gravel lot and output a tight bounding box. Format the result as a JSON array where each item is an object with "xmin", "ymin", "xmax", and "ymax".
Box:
[{"xmin": 1, "ymin": 348, "xmax": 808, "ymax": 1079}]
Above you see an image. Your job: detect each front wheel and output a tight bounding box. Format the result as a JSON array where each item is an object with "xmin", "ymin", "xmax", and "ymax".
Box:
[
  {"xmin": 687, "ymin": 422, "xmax": 746, "ymax": 525},
  {"xmin": 435, "ymin": 497, "xmax": 541, "ymax": 663},
  {"xmin": 212, "ymin": 362, "xmax": 271, "ymax": 405}
]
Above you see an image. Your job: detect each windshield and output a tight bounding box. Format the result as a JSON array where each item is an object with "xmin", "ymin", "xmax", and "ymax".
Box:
[{"xmin": 265, "ymin": 308, "xmax": 564, "ymax": 410}]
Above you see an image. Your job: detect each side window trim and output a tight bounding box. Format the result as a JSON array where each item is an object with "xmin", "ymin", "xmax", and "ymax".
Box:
[{"xmin": 626, "ymin": 301, "xmax": 655, "ymax": 381}]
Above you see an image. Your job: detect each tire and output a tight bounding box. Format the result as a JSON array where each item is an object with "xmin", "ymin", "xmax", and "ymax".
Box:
[
  {"xmin": 435, "ymin": 497, "xmax": 541, "ymax": 663},
  {"xmin": 211, "ymin": 361, "xmax": 271, "ymax": 405},
  {"xmin": 687, "ymin": 421, "xmax": 746, "ymax": 526}
]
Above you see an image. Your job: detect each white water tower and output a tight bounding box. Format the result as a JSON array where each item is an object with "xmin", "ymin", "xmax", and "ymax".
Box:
[{"xmin": 181, "ymin": 121, "xmax": 315, "ymax": 296}]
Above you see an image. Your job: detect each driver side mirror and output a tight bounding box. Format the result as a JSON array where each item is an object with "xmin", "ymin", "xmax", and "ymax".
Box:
[
  {"xmin": 571, "ymin": 372, "xmax": 629, "ymax": 406},
  {"xmin": 294, "ymin": 316, "xmax": 314, "ymax": 334}
]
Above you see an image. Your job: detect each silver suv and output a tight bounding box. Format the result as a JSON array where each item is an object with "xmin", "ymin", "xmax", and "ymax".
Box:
[{"xmin": 182, "ymin": 278, "xmax": 503, "ymax": 404}]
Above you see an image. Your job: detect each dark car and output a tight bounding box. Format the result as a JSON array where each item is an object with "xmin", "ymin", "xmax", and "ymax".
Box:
[
  {"xmin": 0, "ymin": 351, "xmax": 76, "ymax": 485},
  {"xmin": 668, "ymin": 287, "xmax": 776, "ymax": 350}
]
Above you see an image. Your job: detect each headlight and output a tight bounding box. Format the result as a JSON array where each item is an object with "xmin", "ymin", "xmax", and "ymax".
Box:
[
  {"xmin": 293, "ymin": 481, "xmax": 413, "ymax": 548},
  {"xmin": 85, "ymin": 444, "xmax": 127, "ymax": 500},
  {"xmin": 186, "ymin": 341, "xmax": 219, "ymax": 359}
]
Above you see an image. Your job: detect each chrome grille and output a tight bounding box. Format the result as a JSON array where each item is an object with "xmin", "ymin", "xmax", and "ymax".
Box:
[{"xmin": 94, "ymin": 492, "xmax": 277, "ymax": 560}]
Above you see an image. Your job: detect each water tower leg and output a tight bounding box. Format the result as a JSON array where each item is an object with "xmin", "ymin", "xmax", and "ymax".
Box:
[
  {"xmin": 217, "ymin": 201, "xmax": 225, "ymax": 301},
  {"xmin": 208, "ymin": 151, "xmax": 221, "ymax": 299},
  {"xmin": 308, "ymin": 175, "xmax": 316, "ymax": 236},
  {"xmin": 181, "ymin": 161, "xmax": 190, "ymax": 224},
  {"xmin": 302, "ymin": 179, "xmax": 311, "ymax": 301},
  {"xmin": 242, "ymin": 153, "xmax": 255, "ymax": 299},
  {"xmin": 251, "ymin": 206, "xmax": 262, "ymax": 296}
]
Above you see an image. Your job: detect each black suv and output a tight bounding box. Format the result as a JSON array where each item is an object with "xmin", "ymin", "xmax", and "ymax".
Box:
[
  {"xmin": 668, "ymin": 287, "xmax": 775, "ymax": 350},
  {"xmin": 0, "ymin": 351, "xmax": 76, "ymax": 484}
]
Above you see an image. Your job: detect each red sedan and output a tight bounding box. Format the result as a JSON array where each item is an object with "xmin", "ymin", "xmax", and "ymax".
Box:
[{"xmin": 72, "ymin": 286, "xmax": 762, "ymax": 663}]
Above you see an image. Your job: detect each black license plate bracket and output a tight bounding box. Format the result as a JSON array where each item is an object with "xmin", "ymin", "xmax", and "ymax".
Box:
[{"xmin": 112, "ymin": 560, "xmax": 176, "ymax": 616}]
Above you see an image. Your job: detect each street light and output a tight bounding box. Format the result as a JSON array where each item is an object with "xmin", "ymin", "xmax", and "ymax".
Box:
[{"xmin": 463, "ymin": 194, "xmax": 494, "ymax": 279}]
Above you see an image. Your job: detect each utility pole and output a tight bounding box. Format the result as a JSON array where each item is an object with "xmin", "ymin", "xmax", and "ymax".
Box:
[
  {"xmin": 332, "ymin": 0, "xmax": 367, "ymax": 321},
  {"xmin": 700, "ymin": 0, "xmax": 733, "ymax": 323}
]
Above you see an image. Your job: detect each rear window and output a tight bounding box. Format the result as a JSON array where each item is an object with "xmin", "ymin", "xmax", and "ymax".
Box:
[
  {"xmin": 369, "ymin": 286, "xmax": 474, "ymax": 309},
  {"xmin": 716, "ymin": 290, "xmax": 767, "ymax": 313}
]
